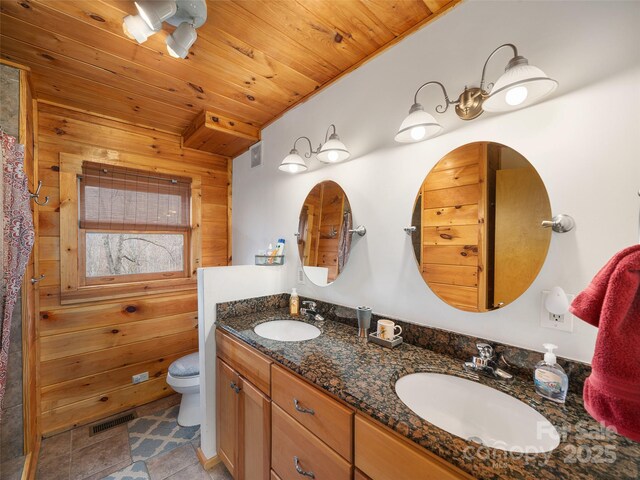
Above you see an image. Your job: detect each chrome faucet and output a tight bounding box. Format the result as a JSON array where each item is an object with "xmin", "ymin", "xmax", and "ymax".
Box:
[
  {"xmin": 464, "ymin": 343, "xmax": 513, "ymax": 381},
  {"xmin": 300, "ymin": 301, "xmax": 325, "ymax": 322}
]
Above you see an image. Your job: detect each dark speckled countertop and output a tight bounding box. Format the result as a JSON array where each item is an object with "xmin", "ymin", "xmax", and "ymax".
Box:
[{"xmin": 217, "ymin": 308, "xmax": 640, "ymax": 480}]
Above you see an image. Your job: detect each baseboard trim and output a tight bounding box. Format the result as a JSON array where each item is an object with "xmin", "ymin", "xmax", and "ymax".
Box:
[
  {"xmin": 22, "ymin": 438, "xmax": 41, "ymax": 480},
  {"xmin": 196, "ymin": 447, "xmax": 221, "ymax": 470}
]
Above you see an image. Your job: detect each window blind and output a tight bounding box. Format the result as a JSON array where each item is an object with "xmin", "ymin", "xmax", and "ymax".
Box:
[{"xmin": 79, "ymin": 162, "xmax": 191, "ymax": 232}]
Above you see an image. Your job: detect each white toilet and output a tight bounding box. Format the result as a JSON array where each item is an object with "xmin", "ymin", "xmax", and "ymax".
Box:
[{"xmin": 166, "ymin": 352, "xmax": 200, "ymax": 427}]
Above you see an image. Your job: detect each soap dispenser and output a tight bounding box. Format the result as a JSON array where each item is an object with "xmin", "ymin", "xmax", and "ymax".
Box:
[
  {"xmin": 289, "ymin": 288, "xmax": 300, "ymax": 316},
  {"xmin": 534, "ymin": 343, "xmax": 568, "ymax": 404}
]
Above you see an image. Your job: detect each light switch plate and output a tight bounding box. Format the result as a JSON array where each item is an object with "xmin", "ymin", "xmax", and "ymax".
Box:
[
  {"xmin": 540, "ymin": 291, "xmax": 575, "ymax": 332},
  {"xmin": 297, "ymin": 266, "xmax": 306, "ymax": 284}
]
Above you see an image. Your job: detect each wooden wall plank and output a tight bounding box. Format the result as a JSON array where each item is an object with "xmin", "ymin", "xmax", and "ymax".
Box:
[
  {"xmin": 41, "ymin": 375, "xmax": 172, "ymax": 435},
  {"xmin": 41, "ymin": 350, "xmax": 190, "ymax": 412},
  {"xmin": 40, "ymin": 330, "xmax": 198, "ymax": 387},
  {"xmin": 33, "ymin": 103, "xmax": 229, "ymax": 434}
]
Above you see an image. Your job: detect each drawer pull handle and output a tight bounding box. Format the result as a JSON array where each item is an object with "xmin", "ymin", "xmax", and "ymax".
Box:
[
  {"xmin": 230, "ymin": 382, "xmax": 241, "ymax": 394},
  {"xmin": 293, "ymin": 398, "xmax": 315, "ymax": 415},
  {"xmin": 294, "ymin": 456, "xmax": 315, "ymax": 478}
]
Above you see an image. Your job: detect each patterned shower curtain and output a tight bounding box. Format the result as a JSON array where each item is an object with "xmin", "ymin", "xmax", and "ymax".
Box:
[{"xmin": 0, "ymin": 132, "xmax": 35, "ymax": 407}]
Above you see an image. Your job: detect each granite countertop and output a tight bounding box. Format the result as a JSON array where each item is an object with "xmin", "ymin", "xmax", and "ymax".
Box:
[{"xmin": 216, "ymin": 308, "xmax": 640, "ymax": 480}]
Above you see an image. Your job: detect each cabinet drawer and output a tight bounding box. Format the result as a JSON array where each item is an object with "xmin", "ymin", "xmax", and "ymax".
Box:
[
  {"xmin": 272, "ymin": 365, "xmax": 353, "ymax": 460},
  {"xmin": 272, "ymin": 404, "xmax": 352, "ymax": 480},
  {"xmin": 271, "ymin": 471, "xmax": 283, "ymax": 480},
  {"xmin": 355, "ymin": 415, "xmax": 472, "ymax": 480},
  {"xmin": 216, "ymin": 329, "xmax": 272, "ymax": 395},
  {"xmin": 355, "ymin": 469, "xmax": 372, "ymax": 480}
]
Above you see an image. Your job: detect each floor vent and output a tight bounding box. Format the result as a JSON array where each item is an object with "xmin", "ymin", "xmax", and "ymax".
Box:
[{"xmin": 90, "ymin": 412, "xmax": 136, "ymax": 436}]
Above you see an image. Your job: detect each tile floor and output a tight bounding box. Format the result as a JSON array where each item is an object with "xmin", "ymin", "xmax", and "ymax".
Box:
[{"xmin": 36, "ymin": 396, "xmax": 232, "ymax": 480}]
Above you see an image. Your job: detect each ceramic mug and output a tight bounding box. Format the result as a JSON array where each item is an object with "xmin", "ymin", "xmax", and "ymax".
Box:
[{"xmin": 377, "ymin": 319, "xmax": 402, "ymax": 340}]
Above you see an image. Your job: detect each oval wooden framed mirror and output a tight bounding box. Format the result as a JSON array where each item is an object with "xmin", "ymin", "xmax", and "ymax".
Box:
[
  {"xmin": 297, "ymin": 181, "xmax": 353, "ymax": 286},
  {"xmin": 411, "ymin": 142, "xmax": 552, "ymax": 312}
]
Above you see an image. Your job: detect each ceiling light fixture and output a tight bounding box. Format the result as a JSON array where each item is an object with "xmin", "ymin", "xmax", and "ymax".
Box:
[
  {"xmin": 122, "ymin": 0, "xmax": 207, "ymax": 59},
  {"xmin": 396, "ymin": 43, "xmax": 558, "ymax": 143},
  {"xmin": 122, "ymin": 14, "xmax": 155, "ymax": 44},
  {"xmin": 134, "ymin": 0, "xmax": 177, "ymax": 31},
  {"xmin": 166, "ymin": 22, "xmax": 197, "ymax": 59},
  {"xmin": 279, "ymin": 125, "xmax": 350, "ymax": 173}
]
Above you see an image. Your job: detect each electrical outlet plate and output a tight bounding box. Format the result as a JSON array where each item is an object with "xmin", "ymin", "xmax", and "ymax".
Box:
[
  {"xmin": 297, "ymin": 266, "xmax": 306, "ymax": 285},
  {"xmin": 132, "ymin": 372, "xmax": 149, "ymax": 384},
  {"xmin": 540, "ymin": 291, "xmax": 575, "ymax": 332}
]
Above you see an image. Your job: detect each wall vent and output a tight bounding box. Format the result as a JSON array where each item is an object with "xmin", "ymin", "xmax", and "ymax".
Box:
[
  {"xmin": 250, "ymin": 142, "xmax": 262, "ymax": 168},
  {"xmin": 89, "ymin": 412, "xmax": 136, "ymax": 436}
]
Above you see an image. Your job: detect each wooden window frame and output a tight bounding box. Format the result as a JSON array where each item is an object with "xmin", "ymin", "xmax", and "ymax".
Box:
[
  {"xmin": 59, "ymin": 153, "xmax": 202, "ymax": 304},
  {"xmin": 78, "ymin": 228, "xmax": 191, "ymax": 286}
]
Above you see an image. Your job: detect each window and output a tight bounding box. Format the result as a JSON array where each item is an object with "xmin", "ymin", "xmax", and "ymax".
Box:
[
  {"xmin": 78, "ymin": 162, "xmax": 191, "ymax": 285},
  {"xmin": 58, "ymin": 153, "xmax": 202, "ymax": 304}
]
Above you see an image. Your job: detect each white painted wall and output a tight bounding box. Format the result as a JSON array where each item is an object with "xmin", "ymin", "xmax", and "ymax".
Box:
[
  {"xmin": 232, "ymin": 0, "xmax": 640, "ymax": 364},
  {"xmin": 197, "ymin": 266, "xmax": 287, "ymax": 459}
]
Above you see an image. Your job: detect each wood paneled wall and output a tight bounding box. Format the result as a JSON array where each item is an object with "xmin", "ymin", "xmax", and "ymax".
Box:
[{"xmin": 35, "ymin": 102, "xmax": 230, "ymax": 435}]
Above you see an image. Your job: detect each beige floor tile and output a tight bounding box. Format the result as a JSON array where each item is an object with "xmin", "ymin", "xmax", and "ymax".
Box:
[
  {"xmin": 36, "ymin": 452, "xmax": 71, "ymax": 480},
  {"xmin": 207, "ymin": 463, "xmax": 232, "ymax": 480},
  {"xmin": 78, "ymin": 458, "xmax": 132, "ymax": 480},
  {"xmin": 69, "ymin": 427, "xmax": 130, "ymax": 480},
  {"xmin": 135, "ymin": 394, "xmax": 181, "ymax": 418},
  {"xmin": 71, "ymin": 424, "xmax": 128, "ymax": 452},
  {"xmin": 146, "ymin": 444, "xmax": 198, "ymax": 480},
  {"xmin": 164, "ymin": 462, "xmax": 209, "ymax": 480},
  {"xmin": 40, "ymin": 430, "xmax": 72, "ymax": 461}
]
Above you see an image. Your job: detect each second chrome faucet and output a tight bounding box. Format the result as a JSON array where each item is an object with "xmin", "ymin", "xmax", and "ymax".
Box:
[{"xmin": 464, "ymin": 343, "xmax": 513, "ymax": 382}]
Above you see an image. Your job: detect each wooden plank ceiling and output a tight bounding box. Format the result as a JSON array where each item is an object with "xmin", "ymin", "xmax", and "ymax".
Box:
[{"xmin": 0, "ymin": 0, "xmax": 459, "ymax": 157}]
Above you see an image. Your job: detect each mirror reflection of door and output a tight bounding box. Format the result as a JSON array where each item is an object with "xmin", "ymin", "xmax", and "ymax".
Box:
[
  {"xmin": 415, "ymin": 142, "xmax": 551, "ymax": 312},
  {"xmin": 297, "ymin": 181, "xmax": 352, "ymax": 286}
]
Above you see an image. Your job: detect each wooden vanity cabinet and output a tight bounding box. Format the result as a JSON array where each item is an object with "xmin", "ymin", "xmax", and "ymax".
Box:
[
  {"xmin": 217, "ymin": 329, "xmax": 471, "ymax": 480},
  {"xmin": 355, "ymin": 414, "xmax": 473, "ymax": 480},
  {"xmin": 216, "ymin": 330, "xmax": 273, "ymax": 480}
]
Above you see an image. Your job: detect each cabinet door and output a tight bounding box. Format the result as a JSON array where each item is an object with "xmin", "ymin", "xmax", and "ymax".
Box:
[
  {"xmin": 217, "ymin": 358, "xmax": 240, "ymax": 478},
  {"xmin": 240, "ymin": 377, "xmax": 271, "ymax": 480}
]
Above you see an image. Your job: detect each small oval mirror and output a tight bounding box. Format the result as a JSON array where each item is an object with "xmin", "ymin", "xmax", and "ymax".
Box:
[
  {"xmin": 411, "ymin": 142, "xmax": 551, "ymax": 312},
  {"xmin": 297, "ymin": 181, "xmax": 353, "ymax": 286}
]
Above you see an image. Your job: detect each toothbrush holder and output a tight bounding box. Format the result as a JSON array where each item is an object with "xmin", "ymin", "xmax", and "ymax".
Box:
[{"xmin": 356, "ymin": 306, "xmax": 372, "ymax": 338}]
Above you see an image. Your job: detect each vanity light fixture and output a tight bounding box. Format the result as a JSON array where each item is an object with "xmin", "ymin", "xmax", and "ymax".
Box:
[
  {"xmin": 279, "ymin": 124, "xmax": 350, "ymax": 173},
  {"xmin": 122, "ymin": 0, "xmax": 207, "ymax": 59},
  {"xmin": 395, "ymin": 43, "xmax": 558, "ymax": 143}
]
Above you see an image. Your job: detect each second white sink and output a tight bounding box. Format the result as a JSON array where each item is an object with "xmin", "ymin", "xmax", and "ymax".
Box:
[
  {"xmin": 254, "ymin": 320, "xmax": 321, "ymax": 342},
  {"xmin": 395, "ymin": 373, "xmax": 560, "ymax": 453}
]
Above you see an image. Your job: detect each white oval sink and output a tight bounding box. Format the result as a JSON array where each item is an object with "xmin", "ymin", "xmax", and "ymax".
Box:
[
  {"xmin": 395, "ymin": 373, "xmax": 560, "ymax": 453},
  {"xmin": 254, "ymin": 320, "xmax": 321, "ymax": 342}
]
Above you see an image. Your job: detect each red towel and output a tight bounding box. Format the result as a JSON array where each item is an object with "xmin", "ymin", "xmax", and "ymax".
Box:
[{"xmin": 570, "ymin": 245, "xmax": 640, "ymax": 443}]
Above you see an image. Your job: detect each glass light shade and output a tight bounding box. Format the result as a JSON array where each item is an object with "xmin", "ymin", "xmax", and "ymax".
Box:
[
  {"xmin": 483, "ymin": 59, "xmax": 558, "ymax": 113},
  {"xmin": 166, "ymin": 22, "xmax": 197, "ymax": 58},
  {"xmin": 135, "ymin": 0, "xmax": 177, "ymax": 31},
  {"xmin": 122, "ymin": 14, "xmax": 155, "ymax": 44},
  {"xmin": 395, "ymin": 104, "xmax": 443, "ymax": 143},
  {"xmin": 317, "ymin": 134, "xmax": 350, "ymax": 163},
  {"xmin": 545, "ymin": 286, "xmax": 569, "ymax": 315},
  {"xmin": 279, "ymin": 150, "xmax": 308, "ymax": 173}
]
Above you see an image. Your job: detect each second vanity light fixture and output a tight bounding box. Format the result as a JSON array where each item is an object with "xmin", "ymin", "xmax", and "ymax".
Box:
[
  {"xmin": 279, "ymin": 124, "xmax": 350, "ymax": 173},
  {"xmin": 395, "ymin": 43, "xmax": 558, "ymax": 143},
  {"xmin": 122, "ymin": 0, "xmax": 207, "ymax": 59}
]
